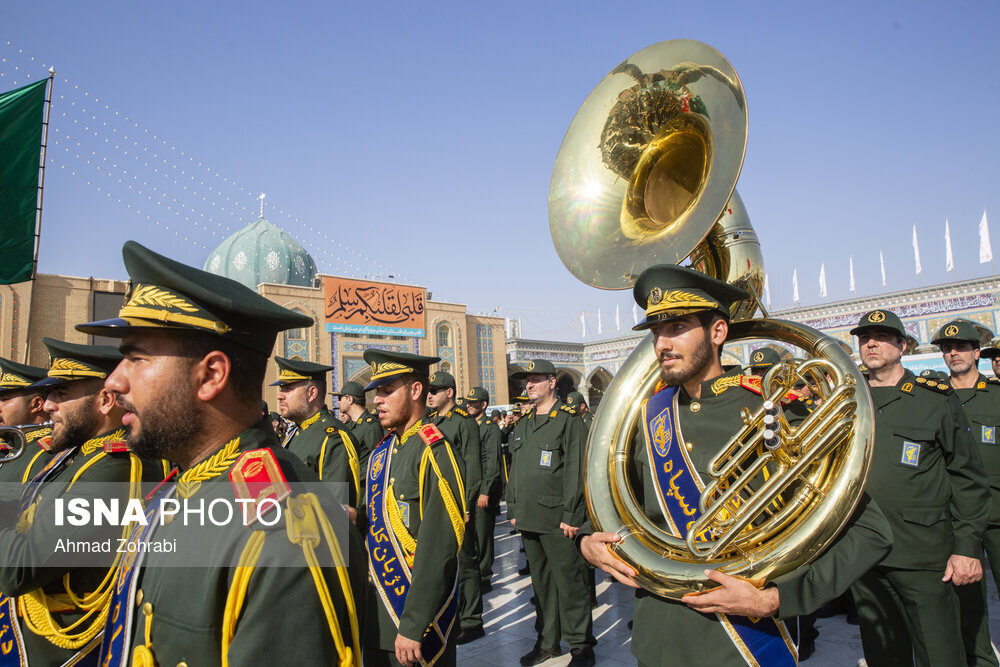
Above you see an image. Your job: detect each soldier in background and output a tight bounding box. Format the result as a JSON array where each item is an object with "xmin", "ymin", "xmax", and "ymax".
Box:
[
  {"xmin": 0, "ymin": 358, "xmax": 53, "ymax": 506},
  {"xmin": 979, "ymin": 339, "xmax": 1000, "ymax": 379},
  {"xmin": 333, "ymin": 380, "xmax": 385, "ymax": 486},
  {"xmin": 932, "ymin": 319, "xmax": 1000, "ymax": 666},
  {"xmin": 465, "ymin": 386, "xmax": 502, "ymax": 593},
  {"xmin": 426, "ymin": 371, "xmax": 484, "ymax": 645},
  {"xmin": 565, "ymin": 391, "xmax": 593, "ymax": 431}
]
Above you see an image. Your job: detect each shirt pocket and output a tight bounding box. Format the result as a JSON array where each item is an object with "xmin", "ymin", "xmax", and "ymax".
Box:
[
  {"xmin": 537, "ymin": 443, "xmax": 562, "ymax": 471},
  {"xmin": 392, "ymin": 481, "xmax": 420, "ymax": 533},
  {"xmin": 892, "ymin": 426, "xmax": 936, "ymax": 469},
  {"xmin": 966, "ymin": 412, "xmax": 999, "ymax": 446}
]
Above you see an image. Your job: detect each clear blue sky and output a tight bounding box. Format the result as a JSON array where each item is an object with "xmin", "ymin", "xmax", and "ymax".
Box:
[{"xmin": 4, "ymin": 1, "xmax": 999, "ymax": 341}]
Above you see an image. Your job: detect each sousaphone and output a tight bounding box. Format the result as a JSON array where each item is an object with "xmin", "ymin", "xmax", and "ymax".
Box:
[{"xmin": 549, "ymin": 40, "xmax": 874, "ymax": 599}]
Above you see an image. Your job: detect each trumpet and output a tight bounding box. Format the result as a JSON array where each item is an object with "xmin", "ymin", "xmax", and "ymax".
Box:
[{"xmin": 0, "ymin": 422, "xmax": 53, "ymax": 464}]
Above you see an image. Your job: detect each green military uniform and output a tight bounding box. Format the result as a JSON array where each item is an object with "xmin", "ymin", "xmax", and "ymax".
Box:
[
  {"xmin": 0, "ymin": 359, "xmax": 53, "ymax": 507},
  {"xmin": 333, "ymin": 381, "xmax": 385, "ymax": 489},
  {"xmin": 466, "ymin": 386, "xmax": 503, "ymax": 587},
  {"xmin": 507, "ymin": 359, "xmax": 594, "ymax": 660},
  {"xmin": 565, "ymin": 391, "xmax": 594, "ymax": 431},
  {"xmin": 427, "ymin": 371, "xmax": 483, "ymax": 638},
  {"xmin": 850, "ymin": 310, "xmax": 990, "ymax": 667},
  {"xmin": 273, "ymin": 357, "xmax": 362, "ymax": 508},
  {"xmin": 360, "ymin": 351, "xmax": 465, "ymax": 667},
  {"xmin": 0, "ymin": 339, "xmax": 166, "ymax": 666},
  {"xmin": 76, "ymin": 240, "xmax": 365, "ymax": 665},
  {"xmin": 576, "ymin": 264, "xmax": 893, "ymax": 666},
  {"xmin": 933, "ymin": 319, "xmax": 1000, "ymax": 667}
]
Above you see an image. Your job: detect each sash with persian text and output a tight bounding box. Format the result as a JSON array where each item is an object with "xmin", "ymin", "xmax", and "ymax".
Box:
[
  {"xmin": 643, "ymin": 386, "xmax": 797, "ymax": 667},
  {"xmin": 366, "ymin": 433, "xmax": 456, "ymax": 666}
]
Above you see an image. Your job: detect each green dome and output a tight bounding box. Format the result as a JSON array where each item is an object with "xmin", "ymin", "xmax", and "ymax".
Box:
[{"xmin": 204, "ymin": 218, "xmax": 317, "ymax": 289}]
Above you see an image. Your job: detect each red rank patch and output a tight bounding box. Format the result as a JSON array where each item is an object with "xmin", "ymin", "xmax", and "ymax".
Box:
[{"xmin": 229, "ymin": 449, "xmax": 291, "ymax": 525}]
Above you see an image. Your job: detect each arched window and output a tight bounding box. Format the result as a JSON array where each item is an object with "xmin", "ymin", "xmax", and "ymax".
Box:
[{"xmin": 437, "ymin": 323, "xmax": 452, "ymax": 349}]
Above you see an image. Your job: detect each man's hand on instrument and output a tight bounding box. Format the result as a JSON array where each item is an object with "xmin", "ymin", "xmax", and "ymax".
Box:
[
  {"xmin": 943, "ymin": 554, "xmax": 983, "ymax": 586},
  {"xmin": 395, "ymin": 633, "xmax": 422, "ymax": 666},
  {"xmin": 579, "ymin": 532, "xmax": 639, "ymax": 589},
  {"xmin": 681, "ymin": 569, "xmax": 779, "ymax": 617}
]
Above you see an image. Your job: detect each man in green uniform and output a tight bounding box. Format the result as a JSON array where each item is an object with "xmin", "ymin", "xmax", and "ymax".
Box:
[
  {"xmin": 580, "ymin": 264, "xmax": 894, "ymax": 666},
  {"xmin": 464, "ymin": 386, "xmax": 502, "ymax": 592},
  {"xmin": 508, "ymin": 359, "xmax": 595, "ymax": 667},
  {"xmin": 0, "ymin": 358, "xmax": 52, "ymax": 494},
  {"xmin": 334, "ymin": 380, "xmax": 385, "ymax": 481},
  {"xmin": 274, "ymin": 356, "xmax": 361, "ymax": 510},
  {"xmin": 981, "ymin": 341, "xmax": 1000, "ymax": 378},
  {"xmin": 565, "ymin": 391, "xmax": 594, "ymax": 431},
  {"xmin": 933, "ymin": 319, "xmax": 1000, "ymax": 666},
  {"xmin": 361, "ymin": 350, "xmax": 466, "ymax": 667},
  {"xmin": 849, "ymin": 309, "xmax": 990, "ymax": 666},
  {"xmin": 0, "ymin": 338, "xmax": 164, "ymax": 666},
  {"xmin": 77, "ymin": 241, "xmax": 365, "ymax": 666},
  {"xmin": 425, "ymin": 370, "xmax": 484, "ymax": 645}
]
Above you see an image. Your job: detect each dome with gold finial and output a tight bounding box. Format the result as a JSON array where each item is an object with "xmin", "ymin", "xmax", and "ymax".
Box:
[{"xmin": 203, "ymin": 215, "xmax": 317, "ymax": 289}]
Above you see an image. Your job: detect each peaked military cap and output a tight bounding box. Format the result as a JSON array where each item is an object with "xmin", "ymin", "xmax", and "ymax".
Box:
[
  {"xmin": 428, "ymin": 370, "xmax": 456, "ymax": 390},
  {"xmin": 566, "ymin": 391, "xmax": 587, "ymax": 408},
  {"xmin": 511, "ymin": 359, "xmax": 557, "ymax": 379},
  {"xmin": 850, "ymin": 309, "xmax": 907, "ymax": 339},
  {"xmin": 31, "ymin": 338, "xmax": 123, "ymax": 388},
  {"xmin": 981, "ymin": 338, "xmax": 1000, "ymax": 360},
  {"xmin": 76, "ymin": 241, "xmax": 313, "ymax": 355},
  {"xmin": 270, "ymin": 356, "xmax": 334, "ymax": 386},
  {"xmin": 331, "ymin": 381, "xmax": 366, "ymax": 398},
  {"xmin": 0, "ymin": 357, "xmax": 48, "ymax": 392},
  {"xmin": 632, "ymin": 264, "xmax": 750, "ymax": 331},
  {"xmin": 748, "ymin": 347, "xmax": 782, "ymax": 371},
  {"xmin": 362, "ymin": 350, "xmax": 440, "ymax": 391},
  {"xmin": 455, "ymin": 396, "xmax": 467, "ymax": 409},
  {"xmin": 514, "ymin": 389, "xmax": 530, "ymax": 402},
  {"xmin": 931, "ymin": 319, "xmax": 985, "ymax": 346},
  {"xmin": 919, "ymin": 369, "xmax": 949, "ymax": 383},
  {"xmin": 466, "ymin": 386, "xmax": 489, "ymax": 403},
  {"xmin": 512, "ymin": 404, "xmax": 522, "ymax": 415}
]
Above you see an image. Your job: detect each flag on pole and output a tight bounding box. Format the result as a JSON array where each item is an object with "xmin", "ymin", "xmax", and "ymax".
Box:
[
  {"xmin": 632, "ymin": 302, "xmax": 640, "ymax": 325},
  {"xmin": 912, "ymin": 225, "xmax": 922, "ymax": 274},
  {"xmin": 981, "ymin": 210, "xmax": 993, "ymax": 264},
  {"xmin": 945, "ymin": 219, "xmax": 954, "ymax": 272},
  {"xmin": 849, "ymin": 257, "xmax": 856, "ymax": 293},
  {"xmin": 0, "ymin": 79, "xmax": 48, "ymax": 284},
  {"xmin": 580, "ymin": 311, "xmax": 586, "ymax": 338},
  {"xmin": 615, "ymin": 305, "xmax": 620, "ymax": 332},
  {"xmin": 792, "ymin": 269, "xmax": 800, "ymax": 303},
  {"xmin": 597, "ymin": 309, "xmax": 603, "ymax": 335},
  {"xmin": 764, "ymin": 274, "xmax": 771, "ymax": 308},
  {"xmin": 819, "ymin": 264, "xmax": 828, "ymax": 298},
  {"xmin": 880, "ymin": 251, "xmax": 887, "ymax": 287}
]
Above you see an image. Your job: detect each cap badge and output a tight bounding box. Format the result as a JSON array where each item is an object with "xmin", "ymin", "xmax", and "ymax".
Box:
[
  {"xmin": 649, "ymin": 286, "xmax": 663, "ymax": 305},
  {"xmin": 527, "ymin": 362, "xmax": 535, "ymax": 372},
  {"xmin": 430, "ymin": 372, "xmax": 438, "ymax": 383},
  {"xmin": 868, "ymin": 311, "xmax": 886, "ymax": 323},
  {"xmin": 753, "ymin": 351, "xmax": 764, "ymax": 363},
  {"xmin": 945, "ymin": 325, "xmax": 959, "ymax": 337}
]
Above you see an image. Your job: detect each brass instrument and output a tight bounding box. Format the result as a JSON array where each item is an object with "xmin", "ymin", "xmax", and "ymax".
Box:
[
  {"xmin": 548, "ymin": 40, "xmax": 875, "ymax": 599},
  {"xmin": 0, "ymin": 422, "xmax": 51, "ymax": 464}
]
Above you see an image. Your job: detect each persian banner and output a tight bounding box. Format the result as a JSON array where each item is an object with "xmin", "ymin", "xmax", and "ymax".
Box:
[{"xmin": 324, "ymin": 277, "xmax": 426, "ymax": 336}]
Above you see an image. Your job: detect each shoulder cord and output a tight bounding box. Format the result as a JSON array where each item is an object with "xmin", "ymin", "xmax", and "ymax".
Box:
[{"xmin": 417, "ymin": 444, "xmax": 466, "ymax": 554}]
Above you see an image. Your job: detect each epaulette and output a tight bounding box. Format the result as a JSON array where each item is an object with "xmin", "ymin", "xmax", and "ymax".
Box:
[
  {"xmin": 738, "ymin": 375, "xmax": 800, "ymax": 404},
  {"xmin": 418, "ymin": 423, "xmax": 445, "ymax": 446},
  {"xmin": 229, "ymin": 448, "xmax": 291, "ymax": 526},
  {"xmin": 559, "ymin": 404, "xmax": 577, "ymax": 416},
  {"xmin": 37, "ymin": 436, "xmax": 52, "ymax": 452},
  {"xmin": 326, "ymin": 426, "xmax": 339, "ymax": 434},
  {"xmin": 987, "ymin": 377, "xmax": 1000, "ymax": 386},
  {"xmin": 427, "ymin": 410, "xmax": 439, "ymax": 420},
  {"xmin": 914, "ymin": 376, "xmax": 952, "ymax": 395},
  {"xmin": 454, "ymin": 407, "xmax": 469, "ymax": 418},
  {"xmin": 103, "ymin": 439, "xmax": 129, "ymax": 453}
]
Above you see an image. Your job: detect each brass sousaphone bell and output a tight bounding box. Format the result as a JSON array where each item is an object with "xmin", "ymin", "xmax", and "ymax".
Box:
[{"xmin": 549, "ymin": 40, "xmax": 875, "ymax": 599}]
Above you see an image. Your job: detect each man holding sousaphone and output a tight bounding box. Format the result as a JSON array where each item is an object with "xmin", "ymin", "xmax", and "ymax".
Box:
[{"xmin": 579, "ymin": 265, "xmax": 894, "ymax": 666}]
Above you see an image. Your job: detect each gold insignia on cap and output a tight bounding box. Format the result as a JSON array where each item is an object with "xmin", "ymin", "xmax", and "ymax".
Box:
[
  {"xmin": 0, "ymin": 372, "xmax": 31, "ymax": 387},
  {"xmin": 649, "ymin": 286, "xmax": 663, "ymax": 305},
  {"xmin": 944, "ymin": 325, "xmax": 959, "ymax": 337},
  {"xmin": 370, "ymin": 360, "xmax": 414, "ymax": 381},
  {"xmin": 120, "ymin": 284, "xmax": 231, "ymax": 335},
  {"xmin": 278, "ymin": 369, "xmax": 311, "ymax": 383},
  {"xmin": 527, "ymin": 361, "xmax": 535, "ymax": 372},
  {"xmin": 868, "ymin": 311, "xmax": 886, "ymax": 323},
  {"xmin": 645, "ymin": 290, "xmax": 719, "ymax": 318},
  {"xmin": 48, "ymin": 357, "xmax": 107, "ymax": 379},
  {"xmin": 753, "ymin": 351, "xmax": 764, "ymax": 363},
  {"xmin": 430, "ymin": 372, "xmax": 438, "ymax": 383}
]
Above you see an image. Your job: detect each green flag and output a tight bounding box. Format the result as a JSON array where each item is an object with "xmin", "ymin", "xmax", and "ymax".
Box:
[{"xmin": 0, "ymin": 79, "xmax": 47, "ymax": 284}]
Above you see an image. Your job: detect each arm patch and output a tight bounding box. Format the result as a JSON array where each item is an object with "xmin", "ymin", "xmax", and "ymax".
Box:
[
  {"xmin": 418, "ymin": 423, "xmax": 445, "ymax": 446},
  {"xmin": 230, "ymin": 448, "xmax": 291, "ymax": 526}
]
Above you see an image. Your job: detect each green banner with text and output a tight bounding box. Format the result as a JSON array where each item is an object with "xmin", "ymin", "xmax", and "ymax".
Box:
[{"xmin": 0, "ymin": 79, "xmax": 47, "ymax": 284}]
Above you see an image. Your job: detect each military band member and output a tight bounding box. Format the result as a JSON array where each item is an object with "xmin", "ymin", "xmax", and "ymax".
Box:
[
  {"xmin": 933, "ymin": 319, "xmax": 1000, "ymax": 666},
  {"xmin": 274, "ymin": 356, "xmax": 361, "ymax": 511},
  {"xmin": 77, "ymin": 241, "xmax": 364, "ymax": 666},
  {"xmin": 0, "ymin": 339, "xmax": 163, "ymax": 666},
  {"xmin": 334, "ymin": 380, "xmax": 385, "ymax": 483},
  {"xmin": 849, "ymin": 309, "xmax": 989, "ymax": 667},
  {"xmin": 0, "ymin": 358, "xmax": 53, "ymax": 491},
  {"xmin": 425, "ymin": 371, "xmax": 484, "ymax": 645},
  {"xmin": 361, "ymin": 350, "xmax": 465, "ymax": 667},
  {"xmin": 580, "ymin": 265, "xmax": 894, "ymax": 666},
  {"xmin": 508, "ymin": 359, "xmax": 595, "ymax": 667},
  {"xmin": 464, "ymin": 386, "xmax": 503, "ymax": 592}
]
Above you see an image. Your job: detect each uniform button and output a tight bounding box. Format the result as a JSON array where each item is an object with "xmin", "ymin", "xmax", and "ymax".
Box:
[
  {"xmin": 690, "ymin": 402, "xmax": 701, "ymax": 413},
  {"xmin": 399, "ymin": 494, "xmax": 405, "ymax": 499},
  {"xmin": 177, "ymin": 662, "xmax": 189, "ymax": 667},
  {"xmin": 393, "ymin": 448, "xmax": 398, "ymax": 454},
  {"xmin": 390, "ymin": 478, "xmax": 395, "ymax": 484},
  {"xmin": 686, "ymin": 442, "xmax": 693, "ymax": 452},
  {"xmin": 135, "ymin": 589, "xmax": 144, "ymax": 607},
  {"xmin": 142, "ymin": 602, "xmax": 152, "ymax": 617}
]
